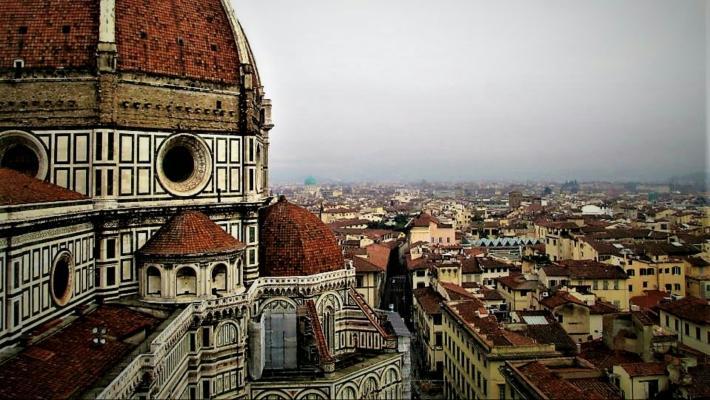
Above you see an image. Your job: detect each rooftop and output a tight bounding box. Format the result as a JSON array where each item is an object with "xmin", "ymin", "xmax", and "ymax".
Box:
[
  {"xmin": 0, "ymin": 168, "xmax": 87, "ymax": 206},
  {"xmin": 0, "ymin": 305, "xmax": 162, "ymax": 399},
  {"xmin": 138, "ymin": 210, "xmax": 245, "ymax": 257}
]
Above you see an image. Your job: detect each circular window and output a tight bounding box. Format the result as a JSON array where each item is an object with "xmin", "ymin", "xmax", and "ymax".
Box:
[
  {"xmin": 0, "ymin": 130, "xmax": 48, "ymax": 179},
  {"xmin": 156, "ymin": 134, "xmax": 212, "ymax": 196},
  {"xmin": 50, "ymin": 251, "xmax": 74, "ymax": 306}
]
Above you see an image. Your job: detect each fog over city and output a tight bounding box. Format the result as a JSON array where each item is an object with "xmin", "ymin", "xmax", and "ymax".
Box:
[{"xmin": 235, "ymin": 0, "xmax": 707, "ymax": 184}]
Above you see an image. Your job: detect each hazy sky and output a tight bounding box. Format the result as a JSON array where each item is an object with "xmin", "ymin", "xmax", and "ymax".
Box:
[{"xmin": 233, "ymin": 0, "xmax": 707, "ymax": 183}]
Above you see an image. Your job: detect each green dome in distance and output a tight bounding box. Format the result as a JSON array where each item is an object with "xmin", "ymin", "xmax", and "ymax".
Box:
[{"xmin": 304, "ymin": 176, "xmax": 317, "ymax": 186}]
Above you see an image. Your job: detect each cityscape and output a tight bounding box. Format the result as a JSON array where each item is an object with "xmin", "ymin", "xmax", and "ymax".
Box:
[{"xmin": 0, "ymin": 1, "xmax": 707, "ymax": 400}]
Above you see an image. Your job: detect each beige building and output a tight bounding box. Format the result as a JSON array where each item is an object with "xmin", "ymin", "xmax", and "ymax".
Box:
[
  {"xmin": 441, "ymin": 299, "xmax": 559, "ymax": 400},
  {"xmin": 539, "ymin": 260, "xmax": 629, "ymax": 310},
  {"xmin": 352, "ymin": 257, "xmax": 385, "ymax": 308},
  {"xmin": 496, "ymin": 274, "xmax": 539, "ymax": 311},
  {"xmin": 407, "ymin": 212, "xmax": 457, "ymax": 246},
  {"xmin": 413, "ymin": 287, "xmax": 445, "ymax": 376},
  {"xmin": 685, "ymin": 255, "xmax": 710, "ymax": 299},
  {"xmin": 612, "ymin": 363, "xmax": 669, "ymax": 400},
  {"xmin": 658, "ymin": 296, "xmax": 710, "ymax": 354}
]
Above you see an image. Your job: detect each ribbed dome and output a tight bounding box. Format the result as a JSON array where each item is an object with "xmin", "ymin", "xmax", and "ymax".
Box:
[
  {"xmin": 139, "ymin": 210, "xmax": 245, "ymax": 257},
  {"xmin": 0, "ymin": 0, "xmax": 258, "ymax": 84},
  {"xmin": 259, "ymin": 196, "xmax": 344, "ymax": 277}
]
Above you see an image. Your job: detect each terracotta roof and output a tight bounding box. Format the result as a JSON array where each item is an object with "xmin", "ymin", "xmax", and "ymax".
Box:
[
  {"xmin": 446, "ymin": 300, "xmax": 537, "ymax": 347},
  {"xmin": 579, "ymin": 341, "xmax": 642, "ymax": 370},
  {"xmin": 0, "ymin": 305, "xmax": 161, "ymax": 399},
  {"xmin": 512, "ymin": 312, "xmax": 577, "ymax": 355},
  {"xmin": 461, "ymin": 257, "xmax": 482, "ymax": 274},
  {"xmin": 514, "ymin": 361, "xmax": 620, "ymax": 400},
  {"xmin": 548, "ymin": 260, "xmax": 628, "ymax": 280},
  {"xmin": 118, "ymin": 0, "xmax": 258, "ymax": 84},
  {"xmin": 409, "ymin": 212, "xmax": 439, "ymax": 228},
  {"xmin": 0, "ymin": 0, "xmax": 256, "ymax": 85},
  {"xmin": 259, "ymin": 196, "xmax": 344, "ymax": 277},
  {"xmin": 413, "ymin": 286, "xmax": 443, "ymax": 316},
  {"xmin": 619, "ymin": 362, "xmax": 667, "ymax": 377},
  {"xmin": 657, "ymin": 296, "xmax": 710, "ymax": 325},
  {"xmin": 139, "ymin": 210, "xmax": 245, "ymax": 257},
  {"xmin": 440, "ymin": 282, "xmax": 477, "ymax": 301},
  {"xmin": 629, "ymin": 290, "xmax": 670, "ymax": 310},
  {"xmin": 540, "ymin": 291, "xmax": 587, "ymax": 310},
  {"xmin": 352, "ymin": 256, "xmax": 384, "ymax": 273},
  {"xmin": 0, "ymin": 0, "xmax": 99, "ymax": 71},
  {"xmin": 0, "ymin": 168, "xmax": 87, "ymax": 206},
  {"xmin": 589, "ymin": 300, "xmax": 619, "ymax": 315},
  {"xmin": 496, "ymin": 274, "xmax": 539, "ymax": 291},
  {"xmin": 405, "ymin": 254, "xmax": 428, "ymax": 271},
  {"xmin": 478, "ymin": 257, "xmax": 512, "ymax": 270}
]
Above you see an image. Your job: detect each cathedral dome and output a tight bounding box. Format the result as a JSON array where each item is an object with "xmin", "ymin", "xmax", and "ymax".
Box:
[
  {"xmin": 0, "ymin": 0, "xmax": 258, "ymax": 84},
  {"xmin": 259, "ymin": 196, "xmax": 344, "ymax": 277}
]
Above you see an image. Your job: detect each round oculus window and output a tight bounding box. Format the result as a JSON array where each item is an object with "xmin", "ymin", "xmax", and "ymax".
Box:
[
  {"xmin": 156, "ymin": 134, "xmax": 212, "ymax": 196},
  {"xmin": 50, "ymin": 251, "xmax": 74, "ymax": 307},
  {"xmin": 0, "ymin": 130, "xmax": 48, "ymax": 179}
]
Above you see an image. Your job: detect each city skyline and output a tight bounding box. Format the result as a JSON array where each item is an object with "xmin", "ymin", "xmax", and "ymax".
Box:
[{"xmin": 236, "ymin": 0, "xmax": 707, "ymax": 183}]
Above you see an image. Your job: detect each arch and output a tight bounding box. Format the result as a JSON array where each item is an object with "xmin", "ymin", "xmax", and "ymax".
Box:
[
  {"xmin": 295, "ymin": 389, "xmax": 327, "ymax": 400},
  {"xmin": 211, "ymin": 263, "xmax": 228, "ymax": 293},
  {"xmin": 0, "ymin": 130, "xmax": 49, "ymax": 179},
  {"xmin": 176, "ymin": 266, "xmax": 197, "ymax": 296},
  {"xmin": 360, "ymin": 375, "xmax": 380, "ymax": 400},
  {"xmin": 315, "ymin": 291, "xmax": 342, "ymax": 314},
  {"xmin": 216, "ymin": 321, "xmax": 239, "ymax": 346},
  {"xmin": 254, "ymin": 389, "xmax": 291, "ymax": 400},
  {"xmin": 336, "ymin": 384, "xmax": 358, "ymax": 400},
  {"xmin": 323, "ymin": 305, "xmax": 335, "ymax": 351},
  {"xmin": 380, "ymin": 366, "xmax": 401, "ymax": 386},
  {"xmin": 146, "ymin": 266, "xmax": 162, "ymax": 295},
  {"xmin": 258, "ymin": 297, "xmax": 297, "ymax": 314}
]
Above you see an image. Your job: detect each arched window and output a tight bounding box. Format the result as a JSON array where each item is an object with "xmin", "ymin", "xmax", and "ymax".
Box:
[
  {"xmin": 323, "ymin": 307, "xmax": 335, "ymax": 351},
  {"xmin": 176, "ymin": 267, "xmax": 197, "ymax": 296},
  {"xmin": 147, "ymin": 266, "xmax": 161, "ymax": 295},
  {"xmin": 212, "ymin": 264, "xmax": 228, "ymax": 293},
  {"xmin": 338, "ymin": 387, "xmax": 357, "ymax": 400},
  {"xmin": 216, "ymin": 323, "xmax": 238, "ymax": 346}
]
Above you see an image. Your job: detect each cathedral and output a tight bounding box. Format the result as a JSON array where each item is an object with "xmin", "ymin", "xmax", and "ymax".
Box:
[{"xmin": 0, "ymin": 1, "xmax": 409, "ymax": 399}]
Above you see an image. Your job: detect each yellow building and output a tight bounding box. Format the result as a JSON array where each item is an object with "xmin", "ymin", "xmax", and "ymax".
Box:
[
  {"xmin": 413, "ymin": 287, "xmax": 445, "ymax": 376},
  {"xmin": 609, "ymin": 254, "xmax": 687, "ymax": 298},
  {"xmin": 658, "ymin": 296, "xmax": 710, "ymax": 354},
  {"xmin": 441, "ymin": 300, "xmax": 559, "ymax": 400},
  {"xmin": 406, "ymin": 212, "xmax": 457, "ymax": 246},
  {"xmin": 352, "ymin": 257, "xmax": 385, "ymax": 308},
  {"xmin": 495, "ymin": 275, "xmax": 538, "ymax": 311},
  {"xmin": 539, "ymin": 260, "xmax": 629, "ymax": 310},
  {"xmin": 685, "ymin": 255, "xmax": 710, "ymax": 299}
]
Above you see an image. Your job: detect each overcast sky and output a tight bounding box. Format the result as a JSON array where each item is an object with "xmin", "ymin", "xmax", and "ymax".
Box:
[{"xmin": 233, "ymin": 0, "xmax": 707, "ymax": 184}]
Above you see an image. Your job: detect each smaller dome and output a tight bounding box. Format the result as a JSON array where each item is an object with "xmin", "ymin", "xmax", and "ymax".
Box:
[
  {"xmin": 259, "ymin": 196, "xmax": 344, "ymax": 277},
  {"xmin": 139, "ymin": 211, "xmax": 245, "ymax": 257}
]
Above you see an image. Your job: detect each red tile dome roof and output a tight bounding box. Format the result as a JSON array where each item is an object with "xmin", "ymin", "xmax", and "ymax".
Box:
[
  {"xmin": 259, "ymin": 196, "xmax": 344, "ymax": 277},
  {"xmin": 0, "ymin": 0, "xmax": 256, "ymax": 84},
  {"xmin": 139, "ymin": 210, "xmax": 245, "ymax": 257}
]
